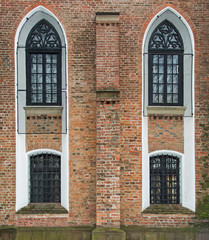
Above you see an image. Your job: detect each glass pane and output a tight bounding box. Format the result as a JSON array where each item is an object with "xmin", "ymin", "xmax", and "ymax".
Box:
[
  {"xmin": 38, "ymin": 94, "xmax": 43, "ymax": 102},
  {"xmin": 32, "ymin": 94, "xmax": 37, "ymax": 103},
  {"xmin": 159, "ymin": 84, "xmax": 164, "ymax": 93},
  {"xmin": 52, "ymin": 94, "xmax": 57, "ymax": 103},
  {"xmin": 52, "ymin": 64, "xmax": 57, "ymax": 73},
  {"xmin": 31, "ymin": 64, "xmax": 36, "ymax": 73},
  {"xmin": 153, "ymin": 55, "xmax": 158, "ymax": 64},
  {"xmin": 173, "ymin": 85, "xmax": 178, "ymax": 94},
  {"xmin": 37, "ymin": 54, "xmax": 42, "ymax": 63},
  {"xmin": 52, "ymin": 84, "xmax": 57, "ymax": 92},
  {"xmin": 46, "ymin": 84, "xmax": 51, "ymax": 93},
  {"xmin": 167, "ymin": 84, "xmax": 172, "ymax": 93},
  {"xmin": 46, "ymin": 64, "xmax": 51, "ymax": 73},
  {"xmin": 52, "ymin": 74, "xmax": 57, "ymax": 83},
  {"xmin": 37, "ymin": 64, "xmax": 42, "ymax": 73},
  {"xmin": 173, "ymin": 55, "xmax": 178, "ymax": 64},
  {"xmin": 38, "ymin": 74, "xmax": 42, "ymax": 83},
  {"xmin": 167, "ymin": 55, "xmax": 172, "ymax": 64},
  {"xmin": 31, "ymin": 74, "xmax": 36, "ymax": 83},
  {"xmin": 167, "ymin": 94, "xmax": 172, "ymax": 103},
  {"xmin": 159, "ymin": 65, "xmax": 164, "ymax": 73},
  {"xmin": 159, "ymin": 94, "xmax": 164, "ymax": 103},
  {"xmin": 31, "ymin": 54, "xmax": 36, "ymax": 63},
  {"xmin": 167, "ymin": 65, "xmax": 172, "ymax": 74},
  {"xmin": 46, "ymin": 54, "xmax": 51, "ymax": 63},
  {"xmin": 153, "ymin": 65, "xmax": 158, "ymax": 73},
  {"xmin": 46, "ymin": 94, "xmax": 51, "ymax": 103},
  {"xmin": 173, "ymin": 94, "xmax": 178, "ymax": 103},
  {"xmin": 38, "ymin": 84, "xmax": 42, "ymax": 92},
  {"xmin": 46, "ymin": 74, "xmax": 51, "ymax": 83},
  {"xmin": 31, "ymin": 84, "xmax": 36, "ymax": 91},
  {"xmin": 52, "ymin": 55, "xmax": 57, "ymax": 63},
  {"xmin": 153, "ymin": 84, "xmax": 158, "ymax": 93},
  {"xmin": 153, "ymin": 94, "xmax": 158, "ymax": 103},
  {"xmin": 159, "ymin": 55, "xmax": 164, "ymax": 64},
  {"xmin": 159, "ymin": 74, "xmax": 164, "ymax": 83},
  {"xmin": 173, "ymin": 75, "xmax": 178, "ymax": 83},
  {"xmin": 173, "ymin": 65, "xmax": 178, "ymax": 74},
  {"xmin": 167, "ymin": 75, "xmax": 172, "ymax": 83}
]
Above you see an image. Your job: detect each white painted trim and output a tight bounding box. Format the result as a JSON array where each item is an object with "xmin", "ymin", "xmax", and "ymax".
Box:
[
  {"xmin": 15, "ymin": 5, "xmax": 69, "ymax": 211},
  {"xmin": 142, "ymin": 7, "xmax": 195, "ymax": 211}
]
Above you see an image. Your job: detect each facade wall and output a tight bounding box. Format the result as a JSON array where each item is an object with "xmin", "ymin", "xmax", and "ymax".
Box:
[{"xmin": 0, "ymin": 0, "xmax": 208, "ymax": 228}]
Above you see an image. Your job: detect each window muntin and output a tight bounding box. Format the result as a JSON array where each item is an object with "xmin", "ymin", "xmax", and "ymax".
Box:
[
  {"xmin": 148, "ymin": 20, "xmax": 183, "ymax": 106},
  {"xmin": 150, "ymin": 154, "xmax": 180, "ymax": 204},
  {"xmin": 26, "ymin": 20, "xmax": 61, "ymax": 105},
  {"xmin": 30, "ymin": 153, "xmax": 61, "ymax": 203}
]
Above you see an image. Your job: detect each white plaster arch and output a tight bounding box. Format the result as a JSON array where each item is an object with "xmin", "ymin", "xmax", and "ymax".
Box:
[
  {"xmin": 15, "ymin": 6, "xmax": 69, "ymax": 211},
  {"xmin": 142, "ymin": 7, "xmax": 195, "ymax": 211}
]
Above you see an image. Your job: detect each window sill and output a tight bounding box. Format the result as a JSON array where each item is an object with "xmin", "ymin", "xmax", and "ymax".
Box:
[
  {"xmin": 24, "ymin": 106, "xmax": 63, "ymax": 115},
  {"xmin": 147, "ymin": 106, "xmax": 186, "ymax": 116},
  {"xmin": 142, "ymin": 204, "xmax": 194, "ymax": 215},
  {"xmin": 16, "ymin": 203, "xmax": 68, "ymax": 215}
]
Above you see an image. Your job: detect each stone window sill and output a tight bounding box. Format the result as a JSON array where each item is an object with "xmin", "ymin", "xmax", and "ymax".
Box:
[
  {"xmin": 24, "ymin": 106, "xmax": 63, "ymax": 115},
  {"xmin": 15, "ymin": 203, "xmax": 68, "ymax": 215},
  {"xmin": 147, "ymin": 106, "xmax": 186, "ymax": 116},
  {"xmin": 142, "ymin": 204, "xmax": 194, "ymax": 215}
]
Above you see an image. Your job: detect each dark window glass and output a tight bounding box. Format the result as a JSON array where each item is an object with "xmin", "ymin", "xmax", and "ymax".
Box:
[
  {"xmin": 149, "ymin": 20, "xmax": 183, "ymax": 106},
  {"xmin": 26, "ymin": 20, "xmax": 61, "ymax": 105},
  {"xmin": 30, "ymin": 153, "xmax": 61, "ymax": 203},
  {"xmin": 150, "ymin": 155, "xmax": 180, "ymax": 204}
]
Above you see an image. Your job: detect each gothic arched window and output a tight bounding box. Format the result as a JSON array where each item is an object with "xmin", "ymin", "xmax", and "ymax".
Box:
[
  {"xmin": 26, "ymin": 20, "xmax": 61, "ymax": 105},
  {"xmin": 148, "ymin": 20, "xmax": 184, "ymax": 106}
]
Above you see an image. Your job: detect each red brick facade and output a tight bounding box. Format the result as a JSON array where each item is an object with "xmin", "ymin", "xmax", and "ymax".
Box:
[{"xmin": 0, "ymin": 0, "xmax": 208, "ymax": 230}]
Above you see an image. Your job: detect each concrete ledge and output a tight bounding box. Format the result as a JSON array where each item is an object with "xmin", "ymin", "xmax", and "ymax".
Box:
[
  {"xmin": 96, "ymin": 90, "xmax": 120, "ymax": 99},
  {"xmin": 92, "ymin": 228, "xmax": 126, "ymax": 240},
  {"xmin": 24, "ymin": 106, "xmax": 63, "ymax": 115},
  {"xmin": 96, "ymin": 13, "xmax": 120, "ymax": 23},
  {"xmin": 16, "ymin": 203, "xmax": 68, "ymax": 215},
  {"xmin": 147, "ymin": 106, "xmax": 186, "ymax": 116}
]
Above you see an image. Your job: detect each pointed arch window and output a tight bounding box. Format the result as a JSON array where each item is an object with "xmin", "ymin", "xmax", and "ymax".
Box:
[
  {"xmin": 26, "ymin": 20, "xmax": 61, "ymax": 105},
  {"xmin": 149, "ymin": 20, "xmax": 184, "ymax": 106}
]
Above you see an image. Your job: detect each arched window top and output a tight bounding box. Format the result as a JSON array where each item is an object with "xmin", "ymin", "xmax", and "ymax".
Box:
[
  {"xmin": 26, "ymin": 19, "xmax": 61, "ymax": 50},
  {"xmin": 149, "ymin": 20, "xmax": 184, "ymax": 51}
]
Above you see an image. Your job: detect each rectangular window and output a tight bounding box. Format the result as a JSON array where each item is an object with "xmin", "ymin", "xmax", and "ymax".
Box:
[
  {"xmin": 27, "ymin": 53, "xmax": 61, "ymax": 105},
  {"xmin": 30, "ymin": 153, "xmax": 61, "ymax": 203},
  {"xmin": 150, "ymin": 155, "xmax": 180, "ymax": 204},
  {"xmin": 149, "ymin": 54, "xmax": 183, "ymax": 106}
]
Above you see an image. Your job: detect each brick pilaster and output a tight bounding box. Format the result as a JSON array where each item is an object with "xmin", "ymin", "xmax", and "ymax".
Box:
[{"xmin": 96, "ymin": 13, "xmax": 120, "ymax": 228}]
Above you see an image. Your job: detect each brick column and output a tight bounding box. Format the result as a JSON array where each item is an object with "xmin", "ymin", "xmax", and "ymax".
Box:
[{"xmin": 96, "ymin": 13, "xmax": 121, "ymax": 228}]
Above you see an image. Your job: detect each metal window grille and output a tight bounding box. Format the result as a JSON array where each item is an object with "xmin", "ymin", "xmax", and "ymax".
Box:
[
  {"xmin": 26, "ymin": 20, "xmax": 61, "ymax": 106},
  {"xmin": 150, "ymin": 154, "xmax": 180, "ymax": 204},
  {"xmin": 148, "ymin": 20, "xmax": 183, "ymax": 106},
  {"xmin": 30, "ymin": 153, "xmax": 61, "ymax": 203}
]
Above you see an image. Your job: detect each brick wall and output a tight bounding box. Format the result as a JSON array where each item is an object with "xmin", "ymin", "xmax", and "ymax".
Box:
[
  {"xmin": 148, "ymin": 116, "xmax": 184, "ymax": 153},
  {"xmin": 0, "ymin": 0, "xmax": 208, "ymax": 229}
]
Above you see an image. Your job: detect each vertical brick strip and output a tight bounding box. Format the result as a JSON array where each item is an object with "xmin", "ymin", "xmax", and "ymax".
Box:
[{"xmin": 96, "ymin": 13, "xmax": 120, "ymax": 228}]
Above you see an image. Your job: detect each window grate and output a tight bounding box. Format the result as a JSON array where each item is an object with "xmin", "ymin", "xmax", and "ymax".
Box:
[
  {"xmin": 30, "ymin": 153, "xmax": 61, "ymax": 203},
  {"xmin": 150, "ymin": 154, "xmax": 180, "ymax": 204}
]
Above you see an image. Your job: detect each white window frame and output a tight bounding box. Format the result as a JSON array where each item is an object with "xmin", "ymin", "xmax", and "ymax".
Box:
[
  {"xmin": 15, "ymin": 6, "xmax": 69, "ymax": 211},
  {"xmin": 142, "ymin": 7, "xmax": 195, "ymax": 212}
]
